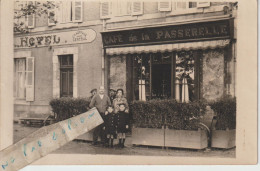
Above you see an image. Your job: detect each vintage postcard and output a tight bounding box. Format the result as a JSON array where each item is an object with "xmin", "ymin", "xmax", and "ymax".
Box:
[{"xmin": 0, "ymin": 0, "xmax": 257, "ymax": 168}]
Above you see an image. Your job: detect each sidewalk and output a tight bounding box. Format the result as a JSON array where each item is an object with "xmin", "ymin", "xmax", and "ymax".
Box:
[{"xmin": 14, "ymin": 123, "xmax": 235, "ymax": 158}]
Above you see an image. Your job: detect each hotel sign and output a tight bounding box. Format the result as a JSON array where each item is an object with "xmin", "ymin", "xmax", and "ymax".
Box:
[
  {"xmin": 102, "ymin": 19, "xmax": 233, "ymax": 48},
  {"xmin": 14, "ymin": 29, "xmax": 96, "ymax": 49}
]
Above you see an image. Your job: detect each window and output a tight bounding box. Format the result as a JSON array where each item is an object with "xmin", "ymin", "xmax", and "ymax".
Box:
[
  {"xmin": 131, "ymin": 51, "xmax": 201, "ymax": 102},
  {"xmin": 14, "ymin": 1, "xmax": 35, "ymax": 28},
  {"xmin": 112, "ymin": 0, "xmax": 132, "ymax": 16},
  {"xmin": 14, "ymin": 56, "xmax": 35, "ymax": 101},
  {"xmin": 175, "ymin": 51, "xmax": 195, "ymax": 102},
  {"xmin": 59, "ymin": 55, "xmax": 73, "ymax": 97},
  {"xmin": 48, "ymin": 1, "xmax": 83, "ymax": 26},
  {"xmin": 100, "ymin": 0, "xmax": 143, "ymax": 19},
  {"xmin": 14, "ymin": 58, "xmax": 26, "ymax": 99}
]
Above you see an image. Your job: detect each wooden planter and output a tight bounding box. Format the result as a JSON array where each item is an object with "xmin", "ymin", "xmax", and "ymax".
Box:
[
  {"xmin": 211, "ymin": 129, "xmax": 236, "ymax": 149},
  {"xmin": 165, "ymin": 129, "xmax": 208, "ymax": 149},
  {"xmin": 132, "ymin": 127, "xmax": 164, "ymax": 147}
]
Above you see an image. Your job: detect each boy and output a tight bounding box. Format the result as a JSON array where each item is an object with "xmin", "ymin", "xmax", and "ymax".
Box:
[
  {"xmin": 116, "ymin": 103, "xmax": 129, "ymax": 148},
  {"xmin": 104, "ymin": 105, "xmax": 117, "ymax": 148}
]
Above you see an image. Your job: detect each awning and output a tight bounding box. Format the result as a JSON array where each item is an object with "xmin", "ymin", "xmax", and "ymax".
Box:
[{"xmin": 106, "ymin": 39, "xmax": 230, "ymax": 55}]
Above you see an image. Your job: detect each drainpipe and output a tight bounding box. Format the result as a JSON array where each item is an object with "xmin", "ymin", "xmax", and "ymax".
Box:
[{"xmin": 101, "ymin": 19, "xmax": 106, "ymax": 88}]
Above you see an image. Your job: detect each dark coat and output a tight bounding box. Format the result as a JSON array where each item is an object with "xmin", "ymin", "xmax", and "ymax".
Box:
[
  {"xmin": 104, "ymin": 112, "xmax": 118, "ymax": 135},
  {"xmin": 89, "ymin": 94, "xmax": 111, "ymax": 114},
  {"xmin": 116, "ymin": 111, "xmax": 129, "ymax": 133}
]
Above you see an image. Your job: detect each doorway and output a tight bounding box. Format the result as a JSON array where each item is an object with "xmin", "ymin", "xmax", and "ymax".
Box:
[{"xmin": 152, "ymin": 64, "xmax": 171, "ymax": 99}]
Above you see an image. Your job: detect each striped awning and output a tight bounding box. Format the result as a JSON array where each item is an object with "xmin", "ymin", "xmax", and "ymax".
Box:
[{"xmin": 106, "ymin": 39, "xmax": 230, "ymax": 55}]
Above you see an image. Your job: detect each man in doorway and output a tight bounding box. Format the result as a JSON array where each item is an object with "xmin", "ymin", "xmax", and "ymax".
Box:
[{"xmin": 89, "ymin": 86, "xmax": 111, "ymax": 145}]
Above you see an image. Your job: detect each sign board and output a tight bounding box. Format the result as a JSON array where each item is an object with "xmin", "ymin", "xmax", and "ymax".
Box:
[
  {"xmin": 0, "ymin": 108, "xmax": 103, "ymax": 171},
  {"xmin": 101, "ymin": 19, "xmax": 233, "ymax": 48},
  {"xmin": 14, "ymin": 29, "xmax": 96, "ymax": 49}
]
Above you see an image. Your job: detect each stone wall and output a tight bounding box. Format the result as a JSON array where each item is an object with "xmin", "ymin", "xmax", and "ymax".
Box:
[
  {"xmin": 202, "ymin": 49, "xmax": 224, "ymax": 101},
  {"xmin": 109, "ymin": 55, "xmax": 127, "ymax": 94}
]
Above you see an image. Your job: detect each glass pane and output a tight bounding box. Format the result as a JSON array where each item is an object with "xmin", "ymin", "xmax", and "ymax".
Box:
[
  {"xmin": 175, "ymin": 51, "xmax": 195, "ymax": 102},
  {"xmin": 68, "ymin": 55, "xmax": 73, "ymax": 65},
  {"xmin": 17, "ymin": 71, "xmax": 25, "ymax": 98},
  {"xmin": 69, "ymin": 71, "xmax": 73, "ymax": 96},
  {"xmin": 133, "ymin": 54, "xmax": 151, "ymax": 101},
  {"xmin": 61, "ymin": 72, "xmax": 68, "ymax": 96}
]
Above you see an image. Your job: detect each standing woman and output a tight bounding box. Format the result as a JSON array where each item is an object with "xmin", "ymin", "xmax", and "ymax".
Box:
[{"xmin": 113, "ymin": 89, "xmax": 129, "ymax": 113}]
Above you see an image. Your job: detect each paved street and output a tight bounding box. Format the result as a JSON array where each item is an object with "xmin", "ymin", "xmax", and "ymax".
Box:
[{"xmin": 14, "ymin": 123, "xmax": 235, "ymax": 158}]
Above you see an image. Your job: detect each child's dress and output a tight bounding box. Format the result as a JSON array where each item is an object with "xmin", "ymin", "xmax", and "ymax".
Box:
[
  {"xmin": 116, "ymin": 111, "xmax": 129, "ymax": 133},
  {"xmin": 105, "ymin": 112, "xmax": 117, "ymax": 137}
]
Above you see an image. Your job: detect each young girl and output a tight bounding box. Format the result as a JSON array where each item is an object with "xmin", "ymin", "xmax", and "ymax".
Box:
[
  {"xmin": 104, "ymin": 105, "xmax": 117, "ymax": 148},
  {"xmin": 116, "ymin": 103, "xmax": 129, "ymax": 148}
]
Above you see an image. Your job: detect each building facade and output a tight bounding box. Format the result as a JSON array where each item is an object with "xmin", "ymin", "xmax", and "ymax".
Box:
[{"xmin": 13, "ymin": 1, "xmax": 237, "ymax": 118}]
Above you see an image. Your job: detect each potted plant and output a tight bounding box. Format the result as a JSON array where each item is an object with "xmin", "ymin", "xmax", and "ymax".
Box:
[
  {"xmin": 164, "ymin": 101, "xmax": 208, "ymax": 149},
  {"xmin": 131, "ymin": 99, "xmax": 208, "ymax": 149},
  {"xmin": 131, "ymin": 100, "xmax": 165, "ymax": 147},
  {"xmin": 209, "ymin": 96, "xmax": 236, "ymax": 149}
]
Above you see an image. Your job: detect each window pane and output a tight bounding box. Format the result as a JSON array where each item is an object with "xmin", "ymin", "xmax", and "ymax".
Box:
[
  {"xmin": 175, "ymin": 51, "xmax": 195, "ymax": 102},
  {"xmin": 133, "ymin": 54, "xmax": 151, "ymax": 101},
  {"xmin": 15, "ymin": 58, "xmax": 26, "ymax": 99},
  {"xmin": 61, "ymin": 71, "xmax": 68, "ymax": 96},
  {"xmin": 18, "ymin": 71, "xmax": 26, "ymax": 98}
]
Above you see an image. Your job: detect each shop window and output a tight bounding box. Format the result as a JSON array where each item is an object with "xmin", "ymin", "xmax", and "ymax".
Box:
[
  {"xmin": 48, "ymin": 1, "xmax": 83, "ymax": 26},
  {"xmin": 131, "ymin": 51, "xmax": 200, "ymax": 102},
  {"xmin": 175, "ymin": 51, "xmax": 195, "ymax": 102},
  {"xmin": 59, "ymin": 55, "xmax": 73, "ymax": 97},
  {"xmin": 14, "ymin": 57, "xmax": 35, "ymax": 101}
]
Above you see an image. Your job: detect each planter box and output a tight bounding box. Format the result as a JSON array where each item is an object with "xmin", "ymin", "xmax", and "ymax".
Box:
[
  {"xmin": 165, "ymin": 129, "xmax": 208, "ymax": 149},
  {"xmin": 132, "ymin": 127, "xmax": 164, "ymax": 147},
  {"xmin": 211, "ymin": 129, "xmax": 236, "ymax": 149}
]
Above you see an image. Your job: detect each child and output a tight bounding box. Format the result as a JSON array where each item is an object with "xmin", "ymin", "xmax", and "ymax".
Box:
[
  {"xmin": 116, "ymin": 103, "xmax": 129, "ymax": 148},
  {"xmin": 104, "ymin": 105, "xmax": 117, "ymax": 148}
]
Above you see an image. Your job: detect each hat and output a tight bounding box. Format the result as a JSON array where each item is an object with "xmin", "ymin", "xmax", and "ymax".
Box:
[{"xmin": 90, "ymin": 88, "xmax": 97, "ymax": 93}]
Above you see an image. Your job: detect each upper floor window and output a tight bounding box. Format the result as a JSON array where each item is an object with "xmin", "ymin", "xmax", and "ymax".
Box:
[
  {"xmin": 48, "ymin": 1, "xmax": 83, "ymax": 26},
  {"xmin": 100, "ymin": 0, "xmax": 143, "ymax": 19},
  {"xmin": 14, "ymin": 1, "xmax": 35, "ymax": 30}
]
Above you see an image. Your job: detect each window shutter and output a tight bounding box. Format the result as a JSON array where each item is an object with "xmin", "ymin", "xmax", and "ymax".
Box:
[
  {"xmin": 26, "ymin": 57, "xmax": 35, "ymax": 102},
  {"xmin": 132, "ymin": 1, "xmax": 143, "ymax": 15},
  {"xmin": 73, "ymin": 1, "xmax": 83, "ymax": 22},
  {"xmin": 197, "ymin": 2, "xmax": 210, "ymax": 8},
  {"xmin": 48, "ymin": 9, "xmax": 56, "ymax": 26},
  {"xmin": 100, "ymin": 1, "xmax": 111, "ymax": 19},
  {"xmin": 62, "ymin": 1, "xmax": 72, "ymax": 23},
  {"xmin": 158, "ymin": 1, "xmax": 171, "ymax": 12}
]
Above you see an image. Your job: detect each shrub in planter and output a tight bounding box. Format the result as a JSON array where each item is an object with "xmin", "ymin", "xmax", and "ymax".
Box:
[
  {"xmin": 209, "ymin": 96, "xmax": 236, "ymax": 130},
  {"xmin": 165, "ymin": 100, "xmax": 207, "ymax": 130},
  {"xmin": 50, "ymin": 97, "xmax": 90, "ymax": 122},
  {"xmin": 130, "ymin": 99, "xmax": 206, "ymax": 130},
  {"xmin": 209, "ymin": 96, "xmax": 236, "ymax": 149},
  {"xmin": 130, "ymin": 99, "xmax": 207, "ymax": 148}
]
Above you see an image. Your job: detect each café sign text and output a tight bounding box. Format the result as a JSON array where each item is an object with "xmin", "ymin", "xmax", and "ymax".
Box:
[{"xmin": 102, "ymin": 19, "xmax": 233, "ymax": 47}]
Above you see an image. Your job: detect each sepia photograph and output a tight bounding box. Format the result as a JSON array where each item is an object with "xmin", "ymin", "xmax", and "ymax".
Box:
[{"xmin": 0, "ymin": 0, "xmax": 258, "ymax": 169}]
